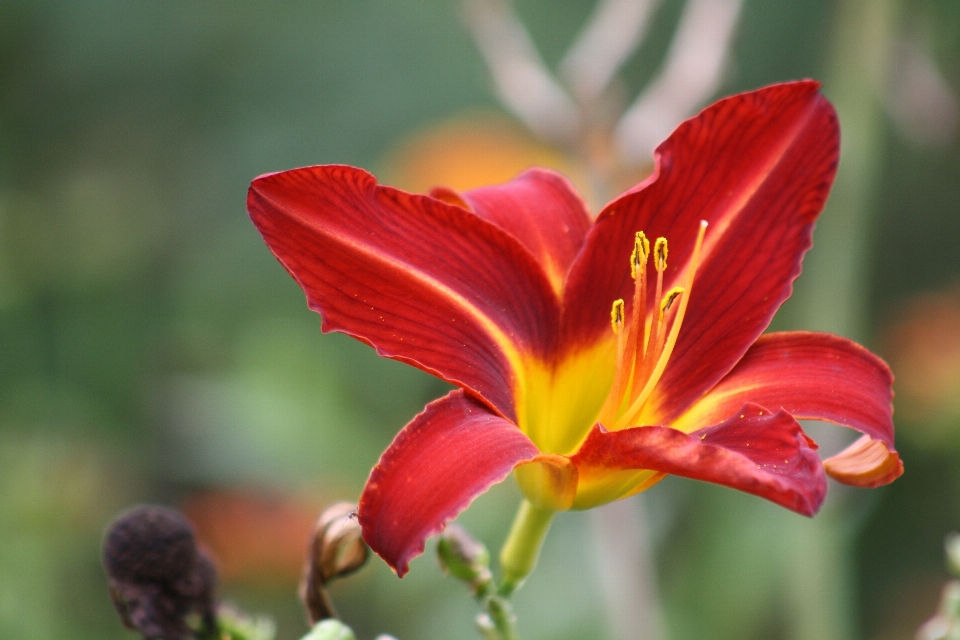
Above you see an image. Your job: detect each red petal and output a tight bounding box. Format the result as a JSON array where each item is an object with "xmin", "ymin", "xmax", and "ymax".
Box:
[
  {"xmin": 461, "ymin": 169, "xmax": 593, "ymax": 294},
  {"xmin": 561, "ymin": 82, "xmax": 839, "ymax": 418},
  {"xmin": 672, "ymin": 331, "xmax": 902, "ymax": 487},
  {"xmin": 673, "ymin": 332, "xmax": 895, "ymax": 443},
  {"xmin": 571, "ymin": 403, "xmax": 827, "ymax": 515},
  {"xmin": 248, "ymin": 165, "xmax": 561, "ymax": 420},
  {"xmin": 358, "ymin": 391, "xmax": 539, "ymax": 576}
]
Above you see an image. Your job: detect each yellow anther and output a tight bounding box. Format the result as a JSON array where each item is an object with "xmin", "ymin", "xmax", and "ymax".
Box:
[
  {"xmin": 630, "ymin": 232, "xmax": 650, "ymax": 280},
  {"xmin": 610, "ymin": 299, "xmax": 625, "ymax": 334},
  {"xmin": 660, "ymin": 287, "xmax": 684, "ymax": 317},
  {"xmin": 654, "ymin": 237, "xmax": 668, "ymax": 272}
]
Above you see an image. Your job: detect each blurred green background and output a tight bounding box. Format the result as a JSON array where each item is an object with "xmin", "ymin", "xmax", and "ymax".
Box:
[{"xmin": 2, "ymin": 1, "xmax": 960, "ymax": 639}]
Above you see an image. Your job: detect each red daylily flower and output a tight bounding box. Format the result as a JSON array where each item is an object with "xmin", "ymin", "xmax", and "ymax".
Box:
[{"xmin": 248, "ymin": 81, "xmax": 901, "ymax": 577}]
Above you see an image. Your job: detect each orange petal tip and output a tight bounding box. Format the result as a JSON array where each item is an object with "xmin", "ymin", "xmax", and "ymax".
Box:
[{"xmin": 823, "ymin": 435, "xmax": 903, "ymax": 488}]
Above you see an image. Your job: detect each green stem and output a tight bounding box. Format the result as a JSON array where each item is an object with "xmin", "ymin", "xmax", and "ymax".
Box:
[
  {"xmin": 483, "ymin": 596, "xmax": 519, "ymax": 640},
  {"xmin": 475, "ymin": 614, "xmax": 501, "ymax": 640},
  {"xmin": 498, "ymin": 500, "xmax": 555, "ymax": 598}
]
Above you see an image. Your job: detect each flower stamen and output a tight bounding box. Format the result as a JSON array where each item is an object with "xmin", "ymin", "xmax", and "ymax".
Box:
[
  {"xmin": 610, "ymin": 298, "xmax": 625, "ymax": 335},
  {"xmin": 660, "ymin": 286, "xmax": 684, "ymax": 318},
  {"xmin": 599, "ymin": 299, "xmax": 630, "ymax": 424},
  {"xmin": 630, "ymin": 232, "xmax": 650, "ymax": 281},
  {"xmin": 654, "ymin": 237, "xmax": 668, "ymax": 271},
  {"xmin": 616, "ymin": 220, "xmax": 708, "ymax": 429},
  {"xmin": 629, "ymin": 233, "xmax": 650, "ymax": 362},
  {"xmin": 628, "ymin": 237, "xmax": 668, "ymax": 399},
  {"xmin": 652, "ymin": 237, "xmax": 667, "ymax": 327}
]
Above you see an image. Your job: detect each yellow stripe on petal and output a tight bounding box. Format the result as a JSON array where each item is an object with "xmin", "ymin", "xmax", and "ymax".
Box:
[
  {"xmin": 692, "ymin": 108, "xmax": 820, "ymax": 268},
  {"xmin": 571, "ymin": 468, "xmax": 664, "ymax": 510},
  {"xmin": 336, "ymin": 232, "xmax": 531, "ymax": 391},
  {"xmin": 666, "ymin": 382, "xmax": 762, "ymax": 433}
]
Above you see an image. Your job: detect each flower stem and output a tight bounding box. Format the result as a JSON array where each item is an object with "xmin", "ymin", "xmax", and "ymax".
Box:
[
  {"xmin": 498, "ymin": 500, "xmax": 555, "ymax": 598},
  {"xmin": 480, "ymin": 596, "xmax": 519, "ymax": 640}
]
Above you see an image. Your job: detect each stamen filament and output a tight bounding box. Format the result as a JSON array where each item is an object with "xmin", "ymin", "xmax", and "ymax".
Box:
[
  {"xmin": 615, "ymin": 220, "xmax": 708, "ymax": 429},
  {"xmin": 652, "ymin": 239, "xmax": 666, "ymax": 318},
  {"xmin": 626, "ymin": 233, "xmax": 649, "ymax": 369},
  {"xmin": 644, "ymin": 287, "xmax": 684, "ymax": 372},
  {"xmin": 599, "ymin": 232, "xmax": 650, "ymax": 426},
  {"xmin": 624, "ymin": 272, "xmax": 645, "ymax": 384},
  {"xmin": 598, "ymin": 299, "xmax": 628, "ymax": 424},
  {"xmin": 650, "ymin": 238, "xmax": 667, "ymax": 344},
  {"xmin": 629, "ymin": 237, "xmax": 667, "ymax": 399}
]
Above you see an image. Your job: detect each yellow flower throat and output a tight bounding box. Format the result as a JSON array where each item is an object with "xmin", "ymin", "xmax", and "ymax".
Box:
[{"xmin": 514, "ymin": 220, "xmax": 708, "ymax": 458}]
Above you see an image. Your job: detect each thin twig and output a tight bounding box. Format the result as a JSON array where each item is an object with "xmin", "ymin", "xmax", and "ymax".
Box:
[
  {"xmin": 884, "ymin": 28, "xmax": 959, "ymax": 148},
  {"xmin": 461, "ymin": 0, "xmax": 580, "ymax": 145},
  {"xmin": 560, "ymin": 0, "xmax": 661, "ymax": 107},
  {"xmin": 616, "ymin": 0, "xmax": 742, "ymax": 162},
  {"xmin": 590, "ymin": 496, "xmax": 665, "ymax": 640}
]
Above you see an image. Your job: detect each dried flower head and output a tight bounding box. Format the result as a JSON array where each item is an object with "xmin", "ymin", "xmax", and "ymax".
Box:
[{"xmin": 103, "ymin": 505, "xmax": 218, "ymax": 640}]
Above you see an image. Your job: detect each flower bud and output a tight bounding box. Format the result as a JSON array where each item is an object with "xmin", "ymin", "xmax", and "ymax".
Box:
[
  {"xmin": 314, "ymin": 502, "xmax": 368, "ymax": 582},
  {"xmin": 216, "ymin": 604, "xmax": 277, "ymax": 640},
  {"xmin": 301, "ymin": 619, "xmax": 357, "ymax": 640},
  {"xmin": 436, "ymin": 523, "xmax": 493, "ymax": 595},
  {"xmin": 300, "ymin": 502, "xmax": 369, "ymax": 624}
]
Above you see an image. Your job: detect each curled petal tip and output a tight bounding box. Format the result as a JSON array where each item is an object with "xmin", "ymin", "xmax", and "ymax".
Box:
[{"xmin": 823, "ymin": 435, "xmax": 903, "ymax": 488}]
